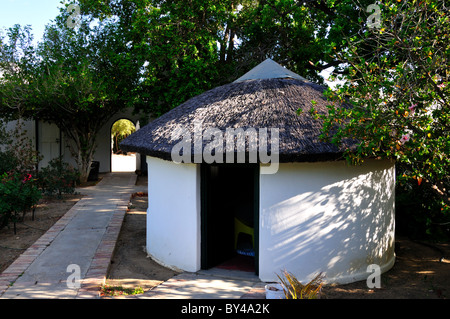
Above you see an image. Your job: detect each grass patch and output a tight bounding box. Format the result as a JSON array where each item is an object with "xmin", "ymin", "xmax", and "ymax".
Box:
[{"xmin": 100, "ymin": 284, "xmax": 144, "ymax": 297}]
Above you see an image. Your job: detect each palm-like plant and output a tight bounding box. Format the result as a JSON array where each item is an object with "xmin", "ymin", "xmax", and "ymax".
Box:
[{"xmin": 276, "ymin": 270, "xmax": 324, "ymax": 299}]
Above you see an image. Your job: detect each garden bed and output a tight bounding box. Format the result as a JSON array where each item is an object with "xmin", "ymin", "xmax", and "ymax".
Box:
[
  {"xmin": 322, "ymin": 238, "xmax": 450, "ymax": 299},
  {"xmin": 0, "ymin": 194, "xmax": 83, "ymax": 273}
]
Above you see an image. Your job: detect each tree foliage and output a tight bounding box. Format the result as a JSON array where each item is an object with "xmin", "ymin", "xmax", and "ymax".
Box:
[
  {"xmin": 313, "ymin": 0, "xmax": 450, "ymax": 237},
  {"xmin": 0, "ymin": 25, "xmax": 38, "ymax": 120},
  {"xmin": 111, "ymin": 119, "xmax": 135, "ymax": 153},
  {"xmin": 77, "ymin": 0, "xmax": 378, "ymax": 116},
  {"xmin": 0, "ymin": 5, "xmax": 145, "ymax": 182},
  {"xmin": 1, "ymin": 0, "xmax": 449, "ymax": 237}
]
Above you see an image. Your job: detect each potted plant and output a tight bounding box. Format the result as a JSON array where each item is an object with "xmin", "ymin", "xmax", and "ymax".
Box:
[
  {"xmin": 273, "ymin": 270, "xmax": 324, "ymax": 299},
  {"xmin": 265, "ymin": 283, "xmax": 286, "ymax": 299}
]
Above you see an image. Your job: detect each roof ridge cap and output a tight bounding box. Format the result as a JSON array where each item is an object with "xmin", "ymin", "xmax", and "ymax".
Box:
[{"xmin": 234, "ymin": 58, "xmax": 308, "ymax": 83}]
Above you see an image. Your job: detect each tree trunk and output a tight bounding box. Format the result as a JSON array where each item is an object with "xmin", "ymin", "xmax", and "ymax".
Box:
[
  {"xmin": 64, "ymin": 125, "xmax": 98, "ymax": 184},
  {"xmin": 220, "ymin": 25, "xmax": 230, "ymax": 63},
  {"xmin": 77, "ymin": 151, "xmax": 92, "ymax": 184}
]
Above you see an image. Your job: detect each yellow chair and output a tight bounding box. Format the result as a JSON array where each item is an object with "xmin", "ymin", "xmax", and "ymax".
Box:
[{"xmin": 234, "ymin": 217, "xmax": 254, "ymax": 249}]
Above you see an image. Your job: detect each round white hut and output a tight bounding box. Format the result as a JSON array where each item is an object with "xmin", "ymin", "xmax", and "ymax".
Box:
[{"xmin": 121, "ymin": 59, "xmax": 395, "ymax": 284}]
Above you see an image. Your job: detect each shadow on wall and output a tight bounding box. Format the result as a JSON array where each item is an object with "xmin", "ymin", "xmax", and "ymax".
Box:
[{"xmin": 260, "ymin": 160, "xmax": 395, "ymax": 284}]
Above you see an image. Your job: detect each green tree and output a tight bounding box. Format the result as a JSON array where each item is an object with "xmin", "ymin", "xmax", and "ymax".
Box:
[
  {"xmin": 311, "ymin": 0, "xmax": 449, "ymax": 234},
  {"xmin": 78, "ymin": 0, "xmax": 239, "ymax": 115},
  {"xmin": 1, "ymin": 5, "xmax": 145, "ymax": 182},
  {"xmin": 0, "ymin": 24, "xmax": 38, "ymax": 120},
  {"xmin": 77, "ymin": 0, "xmax": 381, "ymax": 116},
  {"xmin": 111, "ymin": 119, "xmax": 136, "ymax": 154}
]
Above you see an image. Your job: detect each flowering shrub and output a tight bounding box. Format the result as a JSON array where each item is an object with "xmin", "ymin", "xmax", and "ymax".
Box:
[
  {"xmin": 0, "ymin": 120, "xmax": 42, "ymax": 231},
  {"xmin": 1, "ymin": 120, "xmax": 42, "ymax": 176},
  {"xmin": 396, "ymin": 165, "xmax": 450, "ymax": 240},
  {"xmin": 0, "ymin": 171, "xmax": 41, "ymax": 232},
  {"xmin": 307, "ymin": 0, "xmax": 449, "ymax": 239},
  {"xmin": 38, "ymin": 157, "xmax": 80, "ymax": 198}
]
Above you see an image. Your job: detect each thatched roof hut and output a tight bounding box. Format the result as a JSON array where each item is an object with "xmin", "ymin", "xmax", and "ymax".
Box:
[
  {"xmin": 120, "ymin": 58, "xmax": 354, "ymax": 163},
  {"xmin": 121, "ymin": 59, "xmax": 395, "ymax": 285}
]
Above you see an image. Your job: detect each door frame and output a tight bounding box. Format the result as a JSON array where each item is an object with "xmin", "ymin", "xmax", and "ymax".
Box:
[{"xmin": 200, "ymin": 163, "xmax": 259, "ymax": 275}]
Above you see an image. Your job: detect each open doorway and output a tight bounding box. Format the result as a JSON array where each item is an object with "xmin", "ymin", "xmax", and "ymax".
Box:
[
  {"xmin": 111, "ymin": 119, "xmax": 137, "ymax": 172},
  {"xmin": 201, "ymin": 164, "xmax": 259, "ymax": 275}
]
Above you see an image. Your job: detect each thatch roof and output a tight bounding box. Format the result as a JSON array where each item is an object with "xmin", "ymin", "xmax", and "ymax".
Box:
[
  {"xmin": 120, "ymin": 59, "xmax": 356, "ymax": 163},
  {"xmin": 234, "ymin": 58, "xmax": 308, "ymax": 83}
]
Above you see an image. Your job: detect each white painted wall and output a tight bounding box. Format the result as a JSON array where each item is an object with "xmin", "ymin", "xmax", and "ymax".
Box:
[
  {"xmin": 38, "ymin": 122, "xmax": 60, "ymax": 168},
  {"xmin": 3, "ymin": 110, "xmax": 149, "ymax": 174},
  {"xmin": 1, "ymin": 120, "xmax": 35, "ymax": 152},
  {"xmin": 146, "ymin": 156, "xmax": 201, "ymax": 272},
  {"xmin": 92, "ymin": 109, "xmax": 145, "ymax": 173},
  {"xmin": 259, "ymin": 159, "xmax": 396, "ymax": 284}
]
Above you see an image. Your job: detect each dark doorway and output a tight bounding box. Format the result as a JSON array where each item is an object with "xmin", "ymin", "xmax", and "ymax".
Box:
[{"xmin": 201, "ymin": 164, "xmax": 259, "ymax": 275}]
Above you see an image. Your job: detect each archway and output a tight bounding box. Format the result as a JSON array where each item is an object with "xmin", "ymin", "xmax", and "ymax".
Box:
[{"xmin": 111, "ymin": 119, "xmax": 137, "ymax": 172}]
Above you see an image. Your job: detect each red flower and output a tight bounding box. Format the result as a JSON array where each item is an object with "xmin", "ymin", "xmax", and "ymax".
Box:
[{"xmin": 22, "ymin": 174, "xmax": 32, "ymax": 183}]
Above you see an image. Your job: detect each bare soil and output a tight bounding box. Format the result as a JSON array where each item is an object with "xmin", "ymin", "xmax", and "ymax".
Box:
[
  {"xmin": 105, "ymin": 193, "xmax": 178, "ymax": 292},
  {"xmin": 322, "ymin": 238, "xmax": 450, "ymax": 299},
  {"xmin": 2, "ymin": 175, "xmax": 450, "ymax": 299}
]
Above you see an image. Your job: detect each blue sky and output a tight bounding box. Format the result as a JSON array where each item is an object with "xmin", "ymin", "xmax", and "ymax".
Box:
[{"xmin": 0, "ymin": 0, "xmax": 64, "ymax": 43}]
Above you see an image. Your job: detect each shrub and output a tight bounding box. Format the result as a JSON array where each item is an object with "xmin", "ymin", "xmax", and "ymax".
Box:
[
  {"xmin": 0, "ymin": 174, "xmax": 13, "ymax": 229},
  {"xmin": 395, "ymin": 162, "xmax": 450, "ymax": 241},
  {"xmin": 0, "ymin": 171, "xmax": 41, "ymax": 232},
  {"xmin": 38, "ymin": 157, "xmax": 80, "ymax": 197},
  {"xmin": 396, "ymin": 177, "xmax": 450, "ymax": 241},
  {"xmin": 0, "ymin": 150, "xmax": 18, "ymax": 175},
  {"xmin": 0, "ymin": 119, "xmax": 42, "ymax": 232}
]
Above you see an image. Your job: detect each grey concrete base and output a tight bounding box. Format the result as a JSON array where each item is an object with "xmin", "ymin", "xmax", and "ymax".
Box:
[{"xmin": 131, "ymin": 271, "xmax": 264, "ymax": 299}]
